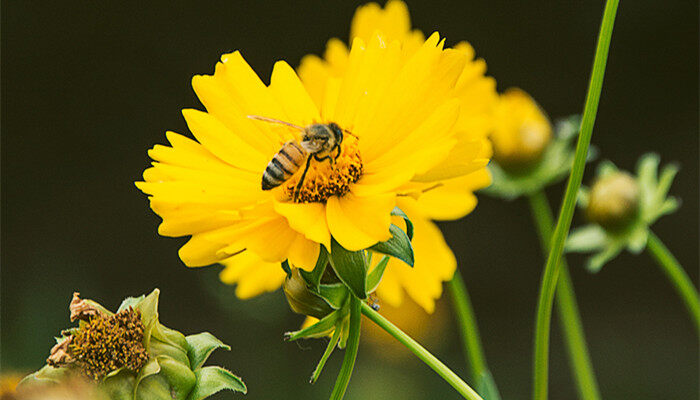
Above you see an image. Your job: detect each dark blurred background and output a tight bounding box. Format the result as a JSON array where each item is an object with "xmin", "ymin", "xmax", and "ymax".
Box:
[{"xmin": 2, "ymin": 1, "xmax": 697, "ymax": 399}]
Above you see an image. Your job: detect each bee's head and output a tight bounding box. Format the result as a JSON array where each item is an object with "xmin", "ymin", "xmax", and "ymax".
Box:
[
  {"xmin": 301, "ymin": 123, "xmax": 341, "ymax": 153},
  {"xmin": 328, "ymin": 123, "xmax": 344, "ymax": 143}
]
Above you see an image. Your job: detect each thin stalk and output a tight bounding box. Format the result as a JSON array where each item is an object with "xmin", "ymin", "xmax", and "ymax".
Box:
[
  {"xmin": 533, "ymin": 1, "xmax": 619, "ymax": 400},
  {"xmin": 528, "ymin": 191, "xmax": 601, "ymax": 400},
  {"xmin": 329, "ymin": 296, "xmax": 361, "ymax": 400},
  {"xmin": 448, "ymin": 271, "xmax": 488, "ymax": 380},
  {"xmin": 361, "ymin": 302, "xmax": 484, "ymax": 400},
  {"xmin": 646, "ymin": 231, "xmax": 700, "ymax": 333},
  {"xmin": 448, "ymin": 271, "xmax": 502, "ymax": 400}
]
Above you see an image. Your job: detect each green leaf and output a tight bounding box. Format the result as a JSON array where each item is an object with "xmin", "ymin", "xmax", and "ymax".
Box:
[
  {"xmin": 366, "ymin": 256, "xmax": 390, "ymax": 293},
  {"xmin": 135, "ymin": 374, "xmax": 175, "ymax": 400},
  {"xmin": 328, "ymin": 239, "xmax": 368, "ymax": 299},
  {"xmin": 188, "ymin": 367, "xmax": 247, "ymax": 400},
  {"xmin": 149, "ymin": 336, "xmax": 191, "ymax": 366},
  {"xmin": 309, "ymin": 327, "xmax": 341, "ymax": 384},
  {"xmin": 596, "ymin": 160, "xmax": 618, "ymax": 178},
  {"xmin": 134, "ymin": 357, "xmax": 162, "ymax": 396},
  {"xmin": 186, "ymin": 332, "xmax": 230, "ymax": 370},
  {"xmin": 370, "ymin": 224, "xmax": 414, "ymax": 267},
  {"xmin": 117, "ymin": 295, "xmax": 146, "ymax": 312},
  {"xmin": 280, "ymin": 260, "xmax": 292, "ymax": 276},
  {"xmin": 102, "ymin": 369, "xmax": 136, "ymax": 400},
  {"xmin": 391, "ymin": 207, "xmax": 414, "ymax": 240},
  {"xmin": 300, "ymin": 247, "xmax": 329, "ymax": 290},
  {"xmin": 587, "ymin": 244, "xmax": 624, "ymax": 273},
  {"xmin": 566, "ymin": 225, "xmax": 607, "ymax": 253},
  {"xmin": 626, "ymin": 227, "xmax": 648, "ymax": 254},
  {"xmin": 155, "ymin": 355, "xmax": 197, "ymax": 399},
  {"xmin": 317, "ymin": 283, "xmax": 349, "ymax": 310},
  {"xmin": 656, "ymin": 163, "xmax": 679, "ymax": 201},
  {"xmin": 285, "ymin": 309, "xmax": 343, "ymax": 341}
]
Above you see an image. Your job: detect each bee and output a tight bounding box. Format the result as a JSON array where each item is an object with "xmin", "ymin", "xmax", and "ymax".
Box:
[{"xmin": 248, "ymin": 115, "xmax": 356, "ymax": 199}]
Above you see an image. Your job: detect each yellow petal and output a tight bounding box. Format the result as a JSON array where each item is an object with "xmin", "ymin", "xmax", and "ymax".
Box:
[
  {"xmin": 192, "ymin": 74, "xmax": 280, "ymax": 155},
  {"xmin": 288, "ymin": 236, "xmax": 320, "ymax": 271},
  {"xmin": 273, "ymin": 201, "xmax": 331, "ymax": 251},
  {"xmin": 326, "ymin": 191, "xmax": 394, "ymax": 251},
  {"xmin": 220, "ymin": 251, "xmax": 285, "ymax": 299},
  {"xmin": 269, "ymin": 61, "xmax": 320, "ymax": 126},
  {"xmin": 182, "ymin": 108, "xmax": 269, "ymax": 172},
  {"xmin": 178, "ymin": 235, "xmax": 229, "ymax": 267}
]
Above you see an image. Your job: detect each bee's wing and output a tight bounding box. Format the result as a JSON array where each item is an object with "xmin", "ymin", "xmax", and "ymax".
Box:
[{"xmin": 247, "ymin": 115, "xmax": 304, "ymax": 131}]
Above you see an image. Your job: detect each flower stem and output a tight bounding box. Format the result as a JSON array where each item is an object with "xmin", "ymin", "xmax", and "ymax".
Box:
[
  {"xmin": 360, "ymin": 302, "xmax": 484, "ymax": 400},
  {"xmin": 448, "ymin": 271, "xmax": 502, "ymax": 399},
  {"xmin": 329, "ymin": 296, "xmax": 361, "ymax": 400},
  {"xmin": 528, "ymin": 191, "xmax": 601, "ymax": 400},
  {"xmin": 646, "ymin": 231, "xmax": 700, "ymax": 333},
  {"xmin": 532, "ymin": 1, "xmax": 618, "ymax": 400}
]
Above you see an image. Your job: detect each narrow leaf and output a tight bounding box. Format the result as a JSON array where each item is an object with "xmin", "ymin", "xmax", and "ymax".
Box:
[
  {"xmin": 370, "ymin": 224, "xmax": 414, "ymax": 267},
  {"xmin": 317, "ymin": 283, "xmax": 349, "ymax": 309},
  {"xmin": 186, "ymin": 332, "xmax": 230, "ymax": 370},
  {"xmin": 309, "ymin": 327, "xmax": 342, "ymax": 384},
  {"xmin": 391, "ymin": 207, "xmax": 414, "ymax": 239},
  {"xmin": 565, "ymin": 225, "xmax": 607, "ymax": 253},
  {"xmin": 366, "ymin": 256, "xmax": 390, "ymax": 293},
  {"xmin": 328, "ymin": 239, "xmax": 367, "ymax": 299},
  {"xmin": 188, "ymin": 367, "xmax": 247, "ymax": 399},
  {"xmin": 300, "ymin": 247, "xmax": 329, "ymax": 290},
  {"xmin": 285, "ymin": 310, "xmax": 342, "ymax": 341}
]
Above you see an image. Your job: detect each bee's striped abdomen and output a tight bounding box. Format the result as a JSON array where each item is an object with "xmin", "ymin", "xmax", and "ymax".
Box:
[{"xmin": 262, "ymin": 141, "xmax": 306, "ymax": 190}]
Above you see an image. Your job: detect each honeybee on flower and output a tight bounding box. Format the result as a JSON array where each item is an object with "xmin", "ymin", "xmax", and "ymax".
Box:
[{"xmin": 136, "ymin": 1, "xmax": 495, "ymax": 314}]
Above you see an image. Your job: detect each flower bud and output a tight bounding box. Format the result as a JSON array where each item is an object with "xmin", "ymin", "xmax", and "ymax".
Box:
[
  {"xmin": 283, "ymin": 268, "xmax": 334, "ymax": 319},
  {"xmin": 492, "ymin": 89, "xmax": 552, "ymax": 173},
  {"xmin": 586, "ymin": 172, "xmax": 640, "ymax": 231}
]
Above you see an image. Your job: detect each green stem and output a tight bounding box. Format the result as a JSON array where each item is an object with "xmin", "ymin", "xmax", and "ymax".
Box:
[
  {"xmin": 360, "ymin": 302, "xmax": 484, "ymax": 400},
  {"xmin": 533, "ymin": 2, "xmax": 618, "ymax": 400},
  {"xmin": 448, "ymin": 271, "xmax": 488, "ymax": 381},
  {"xmin": 329, "ymin": 296, "xmax": 361, "ymax": 400},
  {"xmin": 646, "ymin": 231, "xmax": 700, "ymax": 333},
  {"xmin": 528, "ymin": 191, "xmax": 601, "ymax": 400},
  {"xmin": 448, "ymin": 271, "xmax": 501, "ymax": 400}
]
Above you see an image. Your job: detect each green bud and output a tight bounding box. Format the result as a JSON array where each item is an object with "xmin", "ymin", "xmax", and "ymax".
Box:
[
  {"xmin": 283, "ymin": 268, "xmax": 335, "ymax": 319},
  {"xmin": 17, "ymin": 290, "xmax": 246, "ymax": 400},
  {"xmin": 586, "ymin": 172, "xmax": 640, "ymax": 231}
]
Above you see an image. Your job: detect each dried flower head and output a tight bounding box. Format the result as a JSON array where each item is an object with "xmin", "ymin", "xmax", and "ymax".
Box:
[{"xmin": 69, "ymin": 307, "xmax": 149, "ymax": 380}]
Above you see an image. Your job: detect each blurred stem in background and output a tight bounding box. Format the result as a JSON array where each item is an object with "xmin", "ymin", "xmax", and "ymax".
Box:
[
  {"xmin": 645, "ymin": 231, "xmax": 700, "ymax": 333},
  {"xmin": 361, "ymin": 302, "xmax": 485, "ymax": 400},
  {"xmin": 448, "ymin": 272, "xmax": 502, "ymax": 399},
  {"xmin": 532, "ymin": 1, "xmax": 619, "ymax": 399},
  {"xmin": 528, "ymin": 191, "xmax": 601, "ymax": 400}
]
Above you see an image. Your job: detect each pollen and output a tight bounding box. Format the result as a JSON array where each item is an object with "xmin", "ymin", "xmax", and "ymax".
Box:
[
  {"xmin": 284, "ymin": 139, "xmax": 363, "ymax": 203},
  {"xmin": 69, "ymin": 307, "xmax": 149, "ymax": 380}
]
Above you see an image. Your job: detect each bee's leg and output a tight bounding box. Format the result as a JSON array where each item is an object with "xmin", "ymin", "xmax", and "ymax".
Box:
[
  {"xmin": 293, "ymin": 156, "xmax": 313, "ymax": 202},
  {"xmin": 335, "ymin": 145, "xmax": 341, "ymax": 160}
]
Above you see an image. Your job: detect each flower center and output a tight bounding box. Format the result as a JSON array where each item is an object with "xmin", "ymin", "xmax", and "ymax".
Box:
[
  {"xmin": 284, "ymin": 139, "xmax": 363, "ymax": 203},
  {"xmin": 69, "ymin": 307, "xmax": 149, "ymax": 380}
]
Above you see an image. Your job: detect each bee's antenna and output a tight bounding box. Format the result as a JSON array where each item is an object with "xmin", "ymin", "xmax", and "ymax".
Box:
[
  {"xmin": 342, "ymin": 128, "xmax": 359, "ymax": 139},
  {"xmin": 247, "ymin": 115, "xmax": 304, "ymax": 131}
]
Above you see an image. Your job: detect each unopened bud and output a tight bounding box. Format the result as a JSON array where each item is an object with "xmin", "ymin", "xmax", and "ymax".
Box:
[
  {"xmin": 586, "ymin": 172, "xmax": 640, "ymax": 231},
  {"xmin": 283, "ymin": 269, "xmax": 334, "ymax": 319},
  {"xmin": 492, "ymin": 88, "xmax": 552, "ymax": 173}
]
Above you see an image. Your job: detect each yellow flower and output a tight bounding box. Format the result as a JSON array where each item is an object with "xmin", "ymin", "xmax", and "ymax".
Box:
[
  {"xmin": 492, "ymin": 88, "xmax": 552, "ymax": 171},
  {"xmin": 137, "ymin": 25, "xmax": 492, "ymax": 306},
  {"xmin": 296, "ymin": 0, "xmax": 496, "ymax": 312}
]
